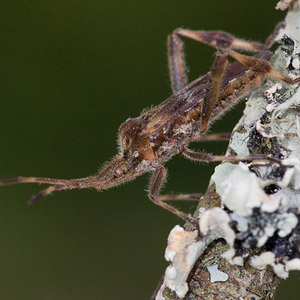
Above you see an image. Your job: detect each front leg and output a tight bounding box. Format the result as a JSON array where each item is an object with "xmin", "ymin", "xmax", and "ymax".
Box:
[{"xmin": 148, "ymin": 165, "xmax": 198, "ymax": 227}]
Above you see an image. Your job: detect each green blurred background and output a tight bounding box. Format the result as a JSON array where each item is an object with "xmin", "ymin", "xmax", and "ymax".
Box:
[{"xmin": 0, "ymin": 1, "xmax": 297, "ymax": 299}]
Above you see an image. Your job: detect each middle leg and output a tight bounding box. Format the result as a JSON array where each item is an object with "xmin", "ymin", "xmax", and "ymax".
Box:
[
  {"xmin": 148, "ymin": 165, "xmax": 199, "ymax": 226},
  {"xmin": 181, "ymin": 146, "xmax": 282, "ymax": 165},
  {"xmin": 193, "ymin": 132, "xmax": 231, "ymax": 142}
]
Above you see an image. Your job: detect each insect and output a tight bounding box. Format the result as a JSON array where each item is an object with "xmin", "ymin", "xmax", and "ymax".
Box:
[{"xmin": 0, "ymin": 23, "xmax": 299, "ymax": 226}]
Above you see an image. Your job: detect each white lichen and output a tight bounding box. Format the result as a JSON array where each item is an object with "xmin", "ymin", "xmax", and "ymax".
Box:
[
  {"xmin": 221, "ymin": 163, "xmax": 274, "ymax": 216},
  {"xmin": 277, "ymin": 212, "xmax": 298, "ymax": 237},
  {"xmin": 273, "ymin": 263, "xmax": 289, "ymax": 279},
  {"xmin": 276, "ymin": 0, "xmax": 295, "ymax": 10},
  {"xmin": 200, "ymin": 207, "xmax": 235, "ymax": 246},
  {"xmin": 207, "ymin": 264, "xmax": 228, "ymax": 283},
  {"xmin": 264, "ymin": 83, "xmax": 282, "ymax": 103},
  {"xmin": 286, "ymin": 258, "xmax": 300, "ymax": 271},
  {"xmin": 251, "ymin": 252, "xmax": 276, "ymax": 270},
  {"xmin": 160, "ymin": 225, "xmax": 216, "ymax": 298},
  {"xmin": 292, "ymin": 57, "xmax": 300, "ymax": 69}
]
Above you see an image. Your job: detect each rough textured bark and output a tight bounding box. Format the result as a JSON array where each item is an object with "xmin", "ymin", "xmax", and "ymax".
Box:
[
  {"xmin": 152, "ymin": 1, "xmax": 300, "ymax": 299},
  {"xmin": 153, "ymin": 185, "xmax": 280, "ymax": 300}
]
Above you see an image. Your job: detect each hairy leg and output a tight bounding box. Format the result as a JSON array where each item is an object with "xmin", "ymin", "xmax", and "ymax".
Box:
[
  {"xmin": 181, "ymin": 146, "xmax": 281, "ymax": 165},
  {"xmin": 167, "ymin": 32, "xmax": 188, "ymax": 93},
  {"xmin": 200, "ymin": 52, "xmax": 228, "ymax": 133},
  {"xmin": 148, "ymin": 165, "xmax": 198, "ymax": 227}
]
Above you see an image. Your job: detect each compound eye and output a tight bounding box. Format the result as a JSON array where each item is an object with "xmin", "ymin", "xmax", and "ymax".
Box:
[{"xmin": 114, "ymin": 167, "xmax": 123, "ymax": 178}]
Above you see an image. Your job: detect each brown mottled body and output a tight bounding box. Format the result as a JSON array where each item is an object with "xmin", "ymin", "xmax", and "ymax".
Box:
[
  {"xmin": 0, "ymin": 23, "xmax": 299, "ymax": 225},
  {"xmin": 118, "ymin": 51, "xmax": 271, "ymax": 171}
]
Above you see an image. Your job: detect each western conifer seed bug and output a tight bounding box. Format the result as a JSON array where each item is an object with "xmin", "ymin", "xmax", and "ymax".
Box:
[{"xmin": 1, "ymin": 22, "xmax": 299, "ymax": 227}]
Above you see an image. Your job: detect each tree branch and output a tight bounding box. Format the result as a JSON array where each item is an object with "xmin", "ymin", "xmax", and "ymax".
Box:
[{"xmin": 153, "ymin": 2, "xmax": 300, "ymax": 299}]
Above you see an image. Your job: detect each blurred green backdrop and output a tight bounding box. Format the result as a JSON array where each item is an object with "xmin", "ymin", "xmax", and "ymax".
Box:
[{"xmin": 0, "ymin": 1, "xmax": 297, "ymax": 299}]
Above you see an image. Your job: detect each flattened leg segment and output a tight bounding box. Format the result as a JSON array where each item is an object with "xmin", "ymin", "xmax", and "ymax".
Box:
[
  {"xmin": 201, "ymin": 52, "xmax": 229, "ymax": 133},
  {"xmin": 167, "ymin": 23, "xmax": 291, "ymax": 99},
  {"xmin": 167, "ymin": 27, "xmax": 266, "ymax": 95},
  {"xmin": 228, "ymin": 49, "xmax": 300, "ymax": 84},
  {"xmin": 174, "ymin": 28, "xmax": 266, "ymax": 52}
]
